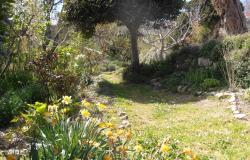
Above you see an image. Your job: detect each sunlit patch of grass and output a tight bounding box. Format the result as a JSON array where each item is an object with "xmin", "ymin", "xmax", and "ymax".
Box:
[{"xmin": 100, "ymin": 71, "xmax": 250, "ymax": 159}]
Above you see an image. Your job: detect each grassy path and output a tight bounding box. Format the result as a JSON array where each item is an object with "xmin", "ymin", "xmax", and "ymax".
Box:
[{"xmin": 98, "ymin": 71, "xmax": 250, "ymax": 159}]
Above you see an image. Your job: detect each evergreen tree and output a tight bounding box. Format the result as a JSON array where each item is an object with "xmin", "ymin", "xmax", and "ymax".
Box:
[{"xmin": 65, "ymin": 0, "xmax": 184, "ymax": 72}]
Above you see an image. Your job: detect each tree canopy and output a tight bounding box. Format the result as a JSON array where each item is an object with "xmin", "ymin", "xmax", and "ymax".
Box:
[
  {"xmin": 65, "ymin": 0, "xmax": 184, "ymax": 71},
  {"xmin": 0, "ymin": 0, "xmax": 13, "ymax": 49}
]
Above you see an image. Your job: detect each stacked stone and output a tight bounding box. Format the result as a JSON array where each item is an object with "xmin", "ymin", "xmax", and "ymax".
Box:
[
  {"xmin": 229, "ymin": 93, "xmax": 247, "ymax": 120},
  {"xmin": 118, "ymin": 112, "xmax": 131, "ymax": 128}
]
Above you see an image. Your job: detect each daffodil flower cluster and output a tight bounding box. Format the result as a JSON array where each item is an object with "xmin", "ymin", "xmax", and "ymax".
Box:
[{"xmin": 17, "ymin": 96, "xmax": 201, "ymax": 160}]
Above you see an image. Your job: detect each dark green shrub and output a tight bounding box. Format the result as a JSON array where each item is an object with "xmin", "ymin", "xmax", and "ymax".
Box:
[
  {"xmin": 50, "ymin": 72, "xmax": 80, "ymax": 97},
  {"xmin": 4, "ymin": 70, "xmax": 34, "ymax": 90},
  {"xmin": 201, "ymin": 78, "xmax": 220, "ymax": 90},
  {"xmin": 163, "ymin": 72, "xmax": 185, "ymax": 92},
  {"xmin": 184, "ymin": 68, "xmax": 213, "ymax": 86},
  {"xmin": 140, "ymin": 60, "xmax": 174, "ymax": 78},
  {"xmin": 0, "ymin": 82, "xmax": 47, "ymax": 127},
  {"xmin": 219, "ymin": 33, "xmax": 250, "ymax": 88},
  {"xmin": 0, "ymin": 69, "xmax": 44, "ymax": 126},
  {"xmin": 200, "ymin": 40, "xmax": 222, "ymax": 61},
  {"xmin": 235, "ymin": 55, "xmax": 250, "ymax": 88},
  {"xmin": 19, "ymin": 83, "xmax": 48, "ymax": 103},
  {"xmin": 0, "ymin": 70, "xmax": 34, "ymax": 95},
  {"xmin": 123, "ymin": 59, "xmax": 174, "ymax": 83},
  {"xmin": 0, "ymin": 90, "xmax": 25, "ymax": 127}
]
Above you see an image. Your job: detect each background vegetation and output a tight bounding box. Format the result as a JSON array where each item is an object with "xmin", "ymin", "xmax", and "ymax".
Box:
[{"xmin": 0, "ymin": 0, "xmax": 249, "ymax": 159}]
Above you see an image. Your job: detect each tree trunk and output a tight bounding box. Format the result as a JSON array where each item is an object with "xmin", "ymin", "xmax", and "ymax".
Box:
[
  {"xmin": 212, "ymin": 0, "xmax": 248, "ymax": 35},
  {"xmin": 128, "ymin": 28, "xmax": 140, "ymax": 72}
]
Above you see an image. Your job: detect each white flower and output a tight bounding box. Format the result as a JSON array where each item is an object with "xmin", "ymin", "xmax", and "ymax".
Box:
[
  {"xmin": 74, "ymin": 63, "xmax": 79, "ymax": 67},
  {"xmin": 66, "ymin": 52, "xmax": 71, "ymax": 56},
  {"xmin": 62, "ymin": 96, "xmax": 72, "ymax": 105},
  {"xmin": 48, "ymin": 104, "xmax": 59, "ymax": 112}
]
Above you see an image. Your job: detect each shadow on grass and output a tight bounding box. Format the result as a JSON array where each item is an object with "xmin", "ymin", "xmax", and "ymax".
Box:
[{"xmin": 97, "ymin": 79, "xmax": 208, "ymax": 105}]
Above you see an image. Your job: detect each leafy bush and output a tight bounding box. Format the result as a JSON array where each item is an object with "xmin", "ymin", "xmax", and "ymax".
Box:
[
  {"xmin": 184, "ymin": 68, "xmax": 213, "ymax": 86},
  {"xmin": 0, "ymin": 82, "xmax": 47, "ymax": 127},
  {"xmin": 200, "ymin": 40, "xmax": 222, "ymax": 61},
  {"xmin": 163, "ymin": 72, "xmax": 185, "ymax": 92},
  {"xmin": 123, "ymin": 60, "xmax": 174, "ymax": 83},
  {"xmin": 0, "ymin": 70, "xmax": 34, "ymax": 95},
  {"xmin": 234, "ymin": 54, "xmax": 250, "ymax": 88},
  {"xmin": 0, "ymin": 69, "xmax": 49, "ymax": 126},
  {"xmin": 201, "ymin": 78, "xmax": 220, "ymax": 91},
  {"xmin": 0, "ymin": 90, "xmax": 25, "ymax": 127},
  {"xmin": 219, "ymin": 33, "xmax": 250, "ymax": 88},
  {"xmin": 19, "ymin": 83, "xmax": 48, "ymax": 103}
]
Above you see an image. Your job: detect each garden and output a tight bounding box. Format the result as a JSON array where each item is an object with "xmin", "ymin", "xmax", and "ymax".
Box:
[{"xmin": 0, "ymin": 0, "xmax": 250, "ymax": 159}]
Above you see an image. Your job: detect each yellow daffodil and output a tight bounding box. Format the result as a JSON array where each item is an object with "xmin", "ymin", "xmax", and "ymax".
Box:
[
  {"xmin": 103, "ymin": 154, "xmax": 112, "ymax": 160},
  {"xmin": 62, "ymin": 96, "xmax": 72, "ymax": 105},
  {"xmin": 106, "ymin": 130, "xmax": 113, "ymax": 137},
  {"xmin": 125, "ymin": 130, "xmax": 132, "ymax": 140},
  {"xmin": 106, "ymin": 122, "xmax": 114, "ymax": 128},
  {"xmin": 61, "ymin": 107, "xmax": 70, "ymax": 113},
  {"xmin": 48, "ymin": 104, "xmax": 59, "ymax": 113},
  {"xmin": 81, "ymin": 99, "xmax": 91, "ymax": 107},
  {"xmin": 108, "ymin": 136, "xmax": 115, "ymax": 145},
  {"xmin": 134, "ymin": 144, "xmax": 143, "ymax": 152},
  {"xmin": 160, "ymin": 144, "xmax": 170, "ymax": 153},
  {"xmin": 6, "ymin": 154, "xmax": 16, "ymax": 160},
  {"xmin": 118, "ymin": 146, "xmax": 127, "ymax": 155},
  {"xmin": 192, "ymin": 154, "xmax": 198, "ymax": 160},
  {"xmin": 183, "ymin": 148, "xmax": 193, "ymax": 155},
  {"xmin": 80, "ymin": 109, "xmax": 91, "ymax": 118},
  {"xmin": 98, "ymin": 122, "xmax": 107, "ymax": 128},
  {"xmin": 117, "ymin": 129, "xmax": 124, "ymax": 135},
  {"xmin": 97, "ymin": 103, "xmax": 107, "ymax": 111}
]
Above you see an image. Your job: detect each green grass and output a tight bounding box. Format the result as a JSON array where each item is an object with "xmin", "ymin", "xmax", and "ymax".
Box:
[{"xmin": 98, "ymin": 71, "xmax": 250, "ymax": 160}]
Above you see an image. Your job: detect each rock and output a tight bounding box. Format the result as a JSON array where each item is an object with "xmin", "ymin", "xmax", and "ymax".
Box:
[
  {"xmin": 150, "ymin": 78, "xmax": 159, "ymax": 83},
  {"xmin": 150, "ymin": 79, "xmax": 162, "ymax": 89},
  {"xmin": 198, "ymin": 57, "xmax": 212, "ymax": 67},
  {"xmin": 234, "ymin": 114, "xmax": 247, "ymax": 120},
  {"xmin": 187, "ymin": 87, "xmax": 192, "ymax": 93},
  {"xmin": 181, "ymin": 85, "xmax": 189, "ymax": 93},
  {"xmin": 233, "ymin": 110, "xmax": 240, "ymax": 114},
  {"xmin": 119, "ymin": 120, "xmax": 131, "ymax": 128},
  {"xmin": 177, "ymin": 86, "xmax": 183, "ymax": 93},
  {"xmin": 194, "ymin": 91, "xmax": 203, "ymax": 96},
  {"xmin": 231, "ymin": 105, "xmax": 238, "ymax": 111},
  {"xmin": 118, "ymin": 112, "xmax": 127, "ymax": 117},
  {"xmin": 124, "ymin": 123, "xmax": 131, "ymax": 128},
  {"xmin": 0, "ymin": 131, "xmax": 5, "ymax": 138},
  {"xmin": 215, "ymin": 92, "xmax": 224, "ymax": 97},
  {"xmin": 228, "ymin": 96, "xmax": 238, "ymax": 103},
  {"xmin": 121, "ymin": 120, "xmax": 129, "ymax": 125},
  {"xmin": 121, "ymin": 115, "xmax": 129, "ymax": 120}
]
